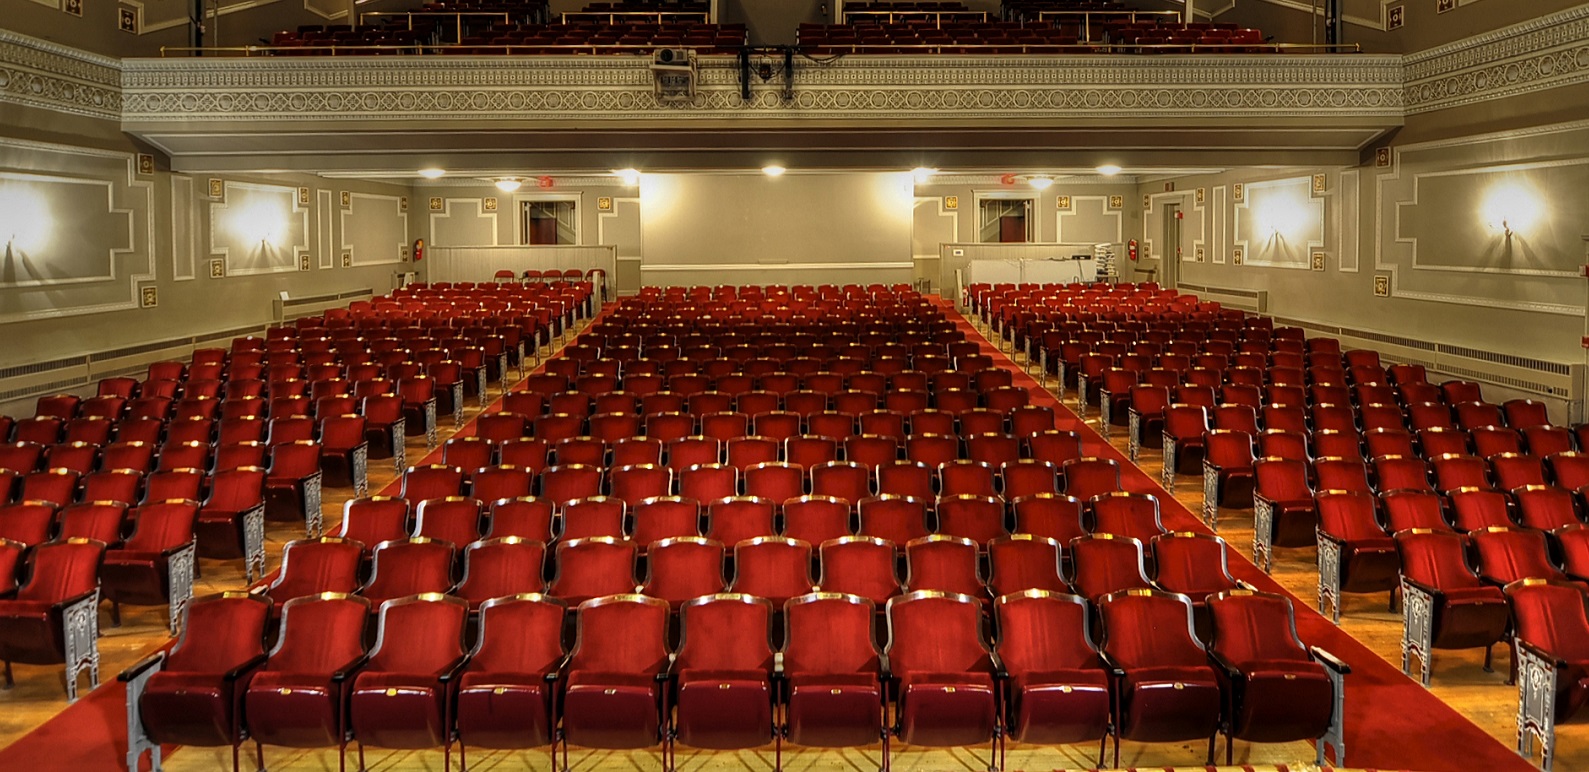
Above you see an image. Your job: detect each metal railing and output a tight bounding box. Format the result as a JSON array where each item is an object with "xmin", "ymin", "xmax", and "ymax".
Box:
[
  {"xmin": 840, "ymin": 9, "xmax": 990, "ymax": 26},
  {"xmin": 560, "ymin": 10, "xmax": 712, "ymax": 24},
  {"xmin": 159, "ymin": 40, "xmax": 1360, "ymax": 56},
  {"xmin": 1033, "ymin": 9, "xmax": 1182, "ymax": 41},
  {"xmin": 354, "ymin": 11, "xmax": 518, "ymax": 44}
]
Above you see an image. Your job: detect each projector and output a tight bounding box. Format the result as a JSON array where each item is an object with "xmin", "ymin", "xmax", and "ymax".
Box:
[{"xmin": 652, "ymin": 48, "xmax": 693, "ymax": 69}]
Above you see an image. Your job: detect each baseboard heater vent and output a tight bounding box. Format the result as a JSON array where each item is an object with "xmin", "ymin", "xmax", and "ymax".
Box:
[
  {"xmin": 0, "ymin": 357, "xmax": 88, "ymax": 382},
  {"xmin": 1179, "ymin": 284, "xmax": 1268, "ymax": 314},
  {"xmin": 276, "ymin": 288, "xmax": 374, "ymax": 322}
]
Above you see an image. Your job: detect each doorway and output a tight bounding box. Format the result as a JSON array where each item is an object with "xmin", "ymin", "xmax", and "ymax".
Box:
[{"xmin": 1161, "ymin": 201, "xmax": 1181, "ymax": 288}]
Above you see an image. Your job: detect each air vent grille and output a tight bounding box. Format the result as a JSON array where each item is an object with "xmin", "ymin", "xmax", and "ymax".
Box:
[
  {"xmin": 1437, "ymin": 344, "xmax": 1570, "ymax": 376},
  {"xmin": 0, "ymin": 357, "xmax": 86, "ymax": 381},
  {"xmin": 0, "ymin": 377, "xmax": 89, "ymax": 403},
  {"xmin": 89, "ymin": 339, "xmax": 193, "ymax": 363},
  {"xmin": 1438, "ymin": 364, "xmax": 1570, "ymax": 397}
]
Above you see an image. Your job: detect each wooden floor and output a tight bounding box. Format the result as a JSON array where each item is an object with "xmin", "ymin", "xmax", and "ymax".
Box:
[{"xmin": 0, "ymin": 302, "xmax": 1569, "ymax": 771}]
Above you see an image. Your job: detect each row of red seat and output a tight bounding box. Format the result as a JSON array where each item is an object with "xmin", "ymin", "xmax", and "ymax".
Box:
[{"xmin": 123, "ymin": 580, "xmax": 1349, "ymax": 771}]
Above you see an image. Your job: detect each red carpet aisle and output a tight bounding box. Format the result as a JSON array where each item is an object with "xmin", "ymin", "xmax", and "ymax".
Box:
[
  {"xmin": 0, "ymin": 314, "xmax": 597, "ymax": 771},
  {"xmin": 943, "ymin": 299, "xmax": 1534, "ymax": 772}
]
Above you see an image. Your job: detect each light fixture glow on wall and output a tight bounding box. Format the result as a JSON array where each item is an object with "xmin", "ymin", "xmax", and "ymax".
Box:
[
  {"xmin": 911, "ymin": 167, "xmax": 938, "ymax": 184},
  {"xmin": 234, "ymin": 197, "xmax": 289, "ymax": 250},
  {"xmin": 762, "ymin": 165, "xmax": 787, "ymax": 177},
  {"xmin": 1095, "ymin": 164, "xmax": 1122, "ymax": 176},
  {"xmin": 1252, "ymin": 194, "xmax": 1309, "ymax": 242},
  {"xmin": 417, "ymin": 168, "xmax": 447, "ymax": 180},
  {"xmin": 0, "ymin": 186, "xmax": 51, "ymax": 255},
  {"xmin": 1481, "ymin": 181, "xmax": 1543, "ymax": 239},
  {"xmin": 494, "ymin": 178, "xmax": 523, "ymax": 193},
  {"xmin": 1027, "ymin": 176, "xmax": 1054, "ymax": 190},
  {"xmin": 614, "ymin": 168, "xmax": 642, "ymax": 186}
]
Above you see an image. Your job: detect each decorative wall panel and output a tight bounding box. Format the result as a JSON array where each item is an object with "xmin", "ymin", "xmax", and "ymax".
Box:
[{"xmin": 208, "ymin": 181, "xmax": 309, "ymax": 276}]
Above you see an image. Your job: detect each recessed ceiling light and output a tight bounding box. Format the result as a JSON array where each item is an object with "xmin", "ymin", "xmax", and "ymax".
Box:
[
  {"xmin": 762, "ymin": 165, "xmax": 787, "ymax": 177},
  {"xmin": 911, "ymin": 167, "xmax": 938, "ymax": 184},
  {"xmin": 1027, "ymin": 176, "xmax": 1054, "ymax": 190},
  {"xmin": 614, "ymin": 168, "xmax": 642, "ymax": 186},
  {"xmin": 417, "ymin": 168, "xmax": 446, "ymax": 179},
  {"xmin": 494, "ymin": 178, "xmax": 522, "ymax": 192},
  {"xmin": 1095, "ymin": 164, "xmax": 1123, "ymax": 176}
]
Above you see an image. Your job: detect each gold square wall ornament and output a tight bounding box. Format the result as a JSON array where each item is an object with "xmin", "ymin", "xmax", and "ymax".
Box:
[
  {"xmin": 297, "ymin": 187, "xmax": 310, "ymax": 206},
  {"xmin": 1376, "ymin": 148, "xmax": 1393, "ymax": 168},
  {"xmin": 1437, "ymin": 0, "xmax": 1456, "ymax": 12},
  {"xmin": 1232, "ymin": 183, "xmax": 1245, "ymax": 203},
  {"xmin": 943, "ymin": 195, "xmax": 958, "ymax": 210},
  {"xmin": 1163, "ymin": 181, "xmax": 1175, "ymax": 193},
  {"xmin": 208, "ymin": 178, "xmax": 224, "ymax": 199},
  {"xmin": 428, "ymin": 197, "xmax": 444, "ymax": 212},
  {"xmin": 341, "ymin": 253, "xmax": 352, "ymax": 268},
  {"xmin": 483, "ymin": 197, "xmax": 498, "ymax": 212},
  {"xmin": 1312, "ymin": 174, "xmax": 1327, "ymax": 194},
  {"xmin": 136, "ymin": 154, "xmax": 154, "ymax": 176},
  {"xmin": 1195, "ymin": 187, "xmax": 1205, "ymax": 204},
  {"xmin": 400, "ymin": 196, "xmax": 409, "ymax": 212},
  {"xmin": 209, "ymin": 259, "xmax": 225, "ymax": 279},
  {"xmin": 1195, "ymin": 246, "xmax": 1206, "ymax": 262},
  {"xmin": 1387, "ymin": 5, "xmax": 1405, "ymax": 29},
  {"xmin": 1107, "ymin": 195, "xmax": 1123, "ymax": 210},
  {"xmin": 1311, "ymin": 251, "xmax": 1327, "ymax": 271},
  {"xmin": 140, "ymin": 286, "xmax": 157, "ymax": 308},
  {"xmin": 1055, "ymin": 196, "xmax": 1071, "ymax": 210},
  {"xmin": 118, "ymin": 6, "xmax": 137, "ymax": 32},
  {"xmin": 1142, "ymin": 194, "xmax": 1151, "ymax": 209},
  {"xmin": 597, "ymin": 197, "xmax": 613, "ymax": 212},
  {"xmin": 340, "ymin": 191, "xmax": 352, "ymax": 208},
  {"xmin": 1374, "ymin": 275, "xmax": 1391, "ymax": 297},
  {"xmin": 299, "ymin": 254, "xmax": 312, "ymax": 271},
  {"xmin": 64, "ymin": 0, "xmax": 82, "ymax": 16},
  {"xmin": 1232, "ymin": 247, "xmax": 1244, "ymax": 265}
]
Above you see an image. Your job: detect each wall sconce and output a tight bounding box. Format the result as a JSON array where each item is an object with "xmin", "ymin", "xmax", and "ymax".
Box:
[
  {"xmin": 1482, "ymin": 181, "xmax": 1541, "ymax": 240},
  {"xmin": 0, "ymin": 186, "xmax": 52, "ymax": 256},
  {"xmin": 1252, "ymin": 195, "xmax": 1307, "ymax": 243},
  {"xmin": 493, "ymin": 178, "xmax": 523, "ymax": 193},
  {"xmin": 614, "ymin": 168, "xmax": 642, "ymax": 187}
]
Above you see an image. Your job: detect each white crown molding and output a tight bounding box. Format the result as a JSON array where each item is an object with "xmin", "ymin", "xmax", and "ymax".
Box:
[
  {"xmin": 0, "ymin": 30, "xmax": 122, "ymax": 120},
  {"xmin": 1403, "ymin": 4, "xmax": 1589, "ymax": 114}
]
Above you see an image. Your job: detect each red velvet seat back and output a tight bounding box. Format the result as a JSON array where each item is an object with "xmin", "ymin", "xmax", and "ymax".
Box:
[
  {"xmin": 367, "ymin": 596, "xmax": 468, "ymax": 674},
  {"xmin": 340, "ymin": 497, "xmax": 411, "ymax": 545},
  {"xmin": 1150, "ymin": 532, "xmax": 1238, "ymax": 597},
  {"xmin": 206, "ymin": 468, "xmax": 266, "ymax": 511},
  {"xmin": 1397, "ymin": 530, "xmax": 1484, "ymax": 589},
  {"xmin": 1255, "ymin": 458, "xmax": 1312, "ymax": 502},
  {"xmin": 569, "ymin": 595, "xmax": 670, "ymax": 675},
  {"xmin": 267, "ymin": 595, "xmax": 370, "ymax": 673},
  {"xmin": 904, "ymin": 537, "xmax": 981, "ymax": 596},
  {"xmin": 1098, "ymin": 591, "xmax": 1205, "ymax": 669},
  {"xmin": 1473, "ymin": 528, "xmax": 1565, "ymax": 584},
  {"xmin": 1317, "ymin": 492, "xmax": 1388, "ymax": 541},
  {"xmin": 987, "ymin": 535, "xmax": 1067, "ymax": 596},
  {"xmin": 994, "ymin": 592, "xmax": 1101, "ymax": 674},
  {"xmin": 1068, "ymin": 535, "xmax": 1150, "ymax": 600},
  {"xmin": 470, "ymin": 595, "xmax": 565, "ymax": 673},
  {"xmin": 730, "ymin": 537, "xmax": 813, "ymax": 604},
  {"xmin": 1090, "ymin": 492, "xmax": 1165, "ymax": 541},
  {"xmin": 640, "ymin": 537, "xmax": 725, "ymax": 605},
  {"xmin": 1449, "ymin": 488, "xmax": 1513, "ymax": 532},
  {"xmin": 1208, "ymin": 591, "xmax": 1311, "ymax": 665},
  {"xmin": 675, "ymin": 594, "xmax": 774, "ymax": 672},
  {"xmin": 550, "ymin": 537, "xmax": 637, "ymax": 603},
  {"xmin": 165, "ymin": 593, "xmax": 269, "ymax": 673},
  {"xmin": 364, "ymin": 540, "xmax": 456, "ymax": 602},
  {"xmin": 885, "ymin": 592, "xmax": 991, "ymax": 676},
  {"xmin": 1061, "ymin": 458, "xmax": 1121, "ymax": 500},
  {"xmin": 1381, "ymin": 491, "xmax": 1450, "ymax": 533},
  {"xmin": 782, "ymin": 593, "xmax": 878, "ymax": 676},
  {"xmin": 457, "ymin": 538, "xmax": 547, "ymax": 602},
  {"xmin": 1507, "ymin": 580, "xmax": 1589, "ymax": 662},
  {"xmin": 271, "ymin": 538, "xmax": 363, "ymax": 604}
]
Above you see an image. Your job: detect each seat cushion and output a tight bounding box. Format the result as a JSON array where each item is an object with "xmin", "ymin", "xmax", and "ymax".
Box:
[
  {"xmin": 562, "ymin": 670, "xmax": 662, "ymax": 750},
  {"xmin": 785, "ymin": 673, "xmax": 882, "ymax": 749},
  {"xmin": 1010, "ymin": 667, "xmax": 1111, "ymax": 745},
  {"xmin": 674, "ymin": 669, "xmax": 773, "ymax": 750},
  {"xmin": 897, "ymin": 672, "xmax": 996, "ymax": 747},
  {"xmin": 349, "ymin": 672, "xmax": 447, "ymax": 750},
  {"xmin": 1227, "ymin": 660, "xmax": 1334, "ymax": 742},
  {"xmin": 140, "ymin": 672, "xmax": 238, "ymax": 747},
  {"xmin": 456, "ymin": 671, "xmax": 553, "ymax": 749},
  {"xmin": 244, "ymin": 672, "xmax": 342, "ymax": 748},
  {"xmin": 1118, "ymin": 665, "xmax": 1221, "ymax": 742}
]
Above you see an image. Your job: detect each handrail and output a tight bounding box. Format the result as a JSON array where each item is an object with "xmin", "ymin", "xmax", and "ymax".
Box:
[
  {"xmin": 560, "ymin": 10, "xmax": 712, "ymax": 24},
  {"xmin": 159, "ymin": 40, "xmax": 1362, "ymax": 56},
  {"xmin": 840, "ymin": 9, "xmax": 990, "ymax": 26},
  {"xmin": 1033, "ymin": 9, "xmax": 1183, "ymax": 41},
  {"xmin": 355, "ymin": 11, "xmax": 515, "ymax": 44}
]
